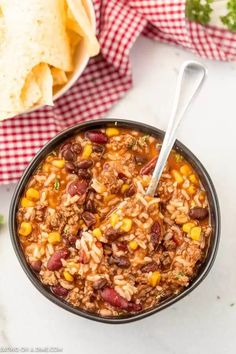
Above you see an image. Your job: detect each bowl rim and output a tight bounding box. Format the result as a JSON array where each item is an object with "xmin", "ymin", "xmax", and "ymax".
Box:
[{"xmin": 9, "ymin": 118, "xmax": 221, "ymax": 324}]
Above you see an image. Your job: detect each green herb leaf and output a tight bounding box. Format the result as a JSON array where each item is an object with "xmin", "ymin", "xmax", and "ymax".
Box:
[
  {"xmin": 186, "ymin": 0, "xmax": 213, "ymax": 25},
  {"xmin": 221, "ymin": 0, "xmax": 236, "ymax": 32},
  {"xmin": 0, "ymin": 214, "xmax": 4, "ymax": 225},
  {"xmin": 54, "ymin": 178, "xmax": 60, "ymax": 190}
]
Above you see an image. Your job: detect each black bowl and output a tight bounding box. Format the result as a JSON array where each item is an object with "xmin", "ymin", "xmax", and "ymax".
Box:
[{"xmin": 9, "ymin": 119, "xmax": 220, "ymax": 324}]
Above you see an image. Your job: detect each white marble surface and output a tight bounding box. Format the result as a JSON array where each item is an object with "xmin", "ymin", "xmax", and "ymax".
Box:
[{"xmin": 0, "ymin": 37, "xmax": 236, "ymax": 354}]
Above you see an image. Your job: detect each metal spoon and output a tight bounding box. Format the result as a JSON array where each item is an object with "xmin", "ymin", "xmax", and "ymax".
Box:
[{"xmin": 145, "ymin": 61, "xmax": 207, "ymax": 197}]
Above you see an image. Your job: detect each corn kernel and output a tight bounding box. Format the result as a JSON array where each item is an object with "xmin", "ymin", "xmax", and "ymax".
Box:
[
  {"xmin": 187, "ymin": 184, "xmax": 197, "ymax": 195},
  {"xmin": 189, "ymin": 174, "xmax": 199, "ymax": 185},
  {"xmin": 63, "ymin": 270, "xmax": 74, "ymax": 282},
  {"xmin": 121, "ymin": 184, "xmax": 129, "ymax": 194},
  {"xmin": 26, "ymin": 188, "xmax": 40, "ymax": 201},
  {"xmin": 171, "ymin": 169, "xmax": 184, "ymax": 184},
  {"xmin": 48, "ymin": 232, "xmax": 61, "ymax": 244},
  {"xmin": 199, "ymin": 191, "xmax": 206, "ymax": 202},
  {"xmin": 121, "ymin": 218, "xmax": 132, "ymax": 232},
  {"xmin": 92, "ymin": 228, "xmax": 102, "ymax": 240},
  {"xmin": 21, "ymin": 197, "xmax": 35, "ymax": 208},
  {"xmin": 110, "ymin": 213, "xmax": 119, "ymax": 227},
  {"xmin": 104, "ymin": 194, "xmax": 116, "ymax": 203},
  {"xmin": 129, "ymin": 240, "xmax": 138, "ymax": 250},
  {"xmin": 180, "ymin": 164, "xmax": 192, "ymax": 176},
  {"xmin": 149, "ymin": 271, "xmax": 161, "ymax": 287},
  {"xmin": 182, "ymin": 222, "xmax": 195, "ymax": 233},
  {"xmin": 51, "ymin": 159, "xmax": 65, "ymax": 168},
  {"xmin": 106, "ymin": 127, "xmax": 119, "ymax": 137},
  {"xmin": 190, "ymin": 226, "xmax": 202, "ymax": 241},
  {"xmin": 42, "ymin": 163, "xmax": 51, "ymax": 173},
  {"xmin": 82, "ymin": 144, "xmax": 92, "ymax": 159},
  {"xmin": 19, "ymin": 222, "xmax": 32, "ymax": 237}
]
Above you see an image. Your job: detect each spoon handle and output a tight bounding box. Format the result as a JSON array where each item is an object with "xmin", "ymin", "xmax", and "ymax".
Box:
[{"xmin": 146, "ymin": 61, "xmax": 207, "ymax": 197}]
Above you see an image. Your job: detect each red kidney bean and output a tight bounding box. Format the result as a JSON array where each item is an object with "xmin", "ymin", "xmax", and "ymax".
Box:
[
  {"xmin": 116, "ymin": 241, "xmax": 128, "ymax": 251},
  {"xmin": 68, "ymin": 235, "xmax": 78, "ymax": 246},
  {"xmin": 93, "ymin": 278, "xmax": 108, "ymax": 290},
  {"xmin": 60, "ymin": 142, "xmax": 72, "ymax": 154},
  {"xmin": 101, "ymin": 287, "xmax": 141, "ymax": 312},
  {"xmin": 150, "ymin": 232, "xmax": 160, "ymax": 250},
  {"xmin": 150, "ymin": 222, "xmax": 161, "ymax": 250},
  {"xmin": 105, "ymin": 228, "xmax": 124, "ymax": 242},
  {"xmin": 93, "ymin": 144, "xmax": 105, "ymax": 154},
  {"xmin": 67, "ymin": 180, "xmax": 88, "ymax": 196},
  {"xmin": 101, "ymin": 287, "xmax": 129, "ymax": 309},
  {"xmin": 85, "ymin": 199, "xmax": 96, "ymax": 212},
  {"xmin": 140, "ymin": 156, "xmax": 158, "ymax": 175},
  {"xmin": 82, "ymin": 211, "xmax": 96, "ymax": 227},
  {"xmin": 47, "ymin": 248, "xmax": 70, "ymax": 271},
  {"xmin": 124, "ymin": 184, "xmax": 136, "ymax": 197},
  {"xmin": 77, "ymin": 169, "xmax": 91, "ymax": 180},
  {"xmin": 72, "ymin": 143, "xmax": 82, "ymax": 154},
  {"xmin": 141, "ymin": 261, "xmax": 159, "ymax": 273},
  {"xmin": 30, "ymin": 260, "xmax": 42, "ymax": 272},
  {"xmin": 189, "ymin": 207, "xmax": 209, "ymax": 220},
  {"xmin": 76, "ymin": 159, "xmax": 93, "ymax": 169},
  {"xmin": 60, "ymin": 142, "xmax": 76, "ymax": 161},
  {"xmin": 108, "ymin": 255, "xmax": 131, "ymax": 269},
  {"xmin": 65, "ymin": 162, "xmax": 76, "ymax": 173},
  {"xmin": 62, "ymin": 149, "xmax": 75, "ymax": 161},
  {"xmin": 85, "ymin": 131, "xmax": 108, "ymax": 144},
  {"xmin": 118, "ymin": 172, "xmax": 128, "ymax": 182},
  {"xmin": 151, "ymin": 221, "xmax": 161, "ymax": 235},
  {"xmin": 51, "ymin": 285, "xmax": 69, "ymax": 297}
]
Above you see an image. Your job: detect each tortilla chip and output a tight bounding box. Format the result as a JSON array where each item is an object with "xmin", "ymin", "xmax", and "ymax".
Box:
[
  {"xmin": 51, "ymin": 67, "xmax": 68, "ymax": 86},
  {"xmin": 0, "ymin": 0, "xmax": 100, "ymax": 119},
  {"xmin": 67, "ymin": 29, "xmax": 82, "ymax": 55},
  {"xmin": 66, "ymin": 0, "xmax": 100, "ymax": 56},
  {"xmin": 21, "ymin": 71, "xmax": 41, "ymax": 108},
  {"xmin": 0, "ymin": 0, "xmax": 72, "ymax": 115},
  {"xmin": 33, "ymin": 63, "xmax": 53, "ymax": 106}
]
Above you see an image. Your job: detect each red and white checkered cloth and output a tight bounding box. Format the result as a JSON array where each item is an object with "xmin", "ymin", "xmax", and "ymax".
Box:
[{"xmin": 1, "ymin": 0, "xmax": 236, "ymax": 184}]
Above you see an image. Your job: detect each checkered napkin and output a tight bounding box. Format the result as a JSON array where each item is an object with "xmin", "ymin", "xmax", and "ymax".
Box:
[{"xmin": 1, "ymin": 0, "xmax": 236, "ymax": 184}]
